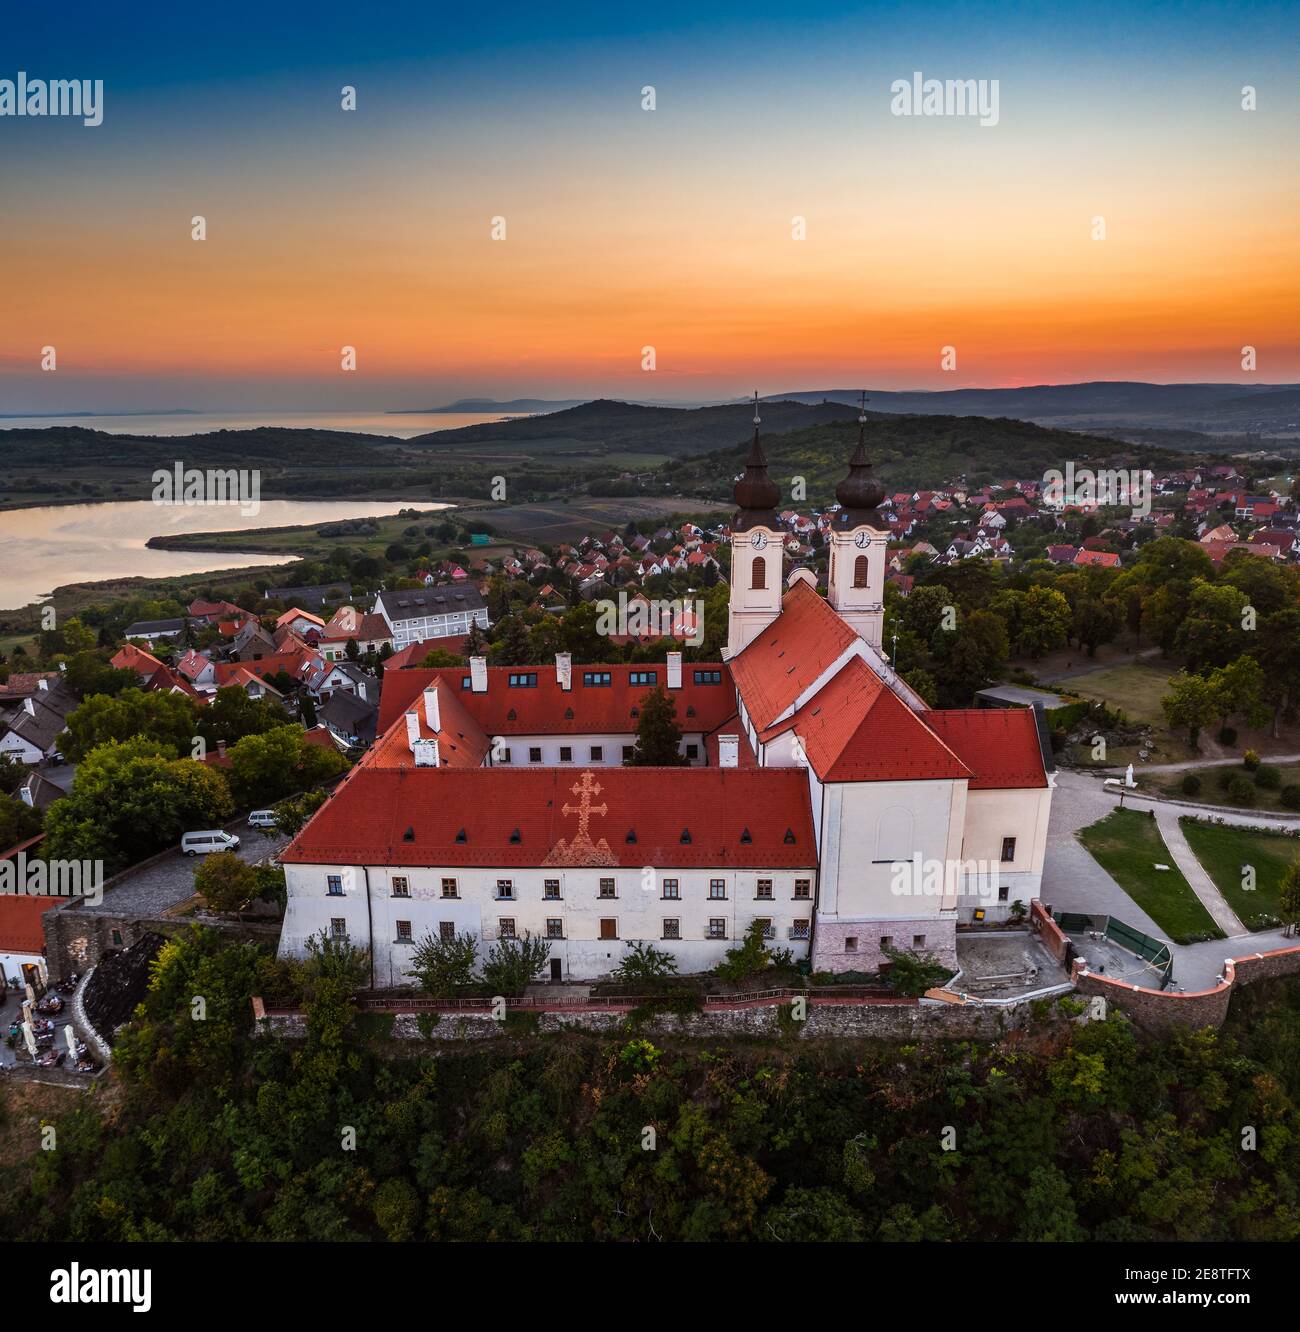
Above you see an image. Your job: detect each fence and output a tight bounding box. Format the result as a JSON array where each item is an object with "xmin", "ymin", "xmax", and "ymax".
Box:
[{"xmin": 1048, "ymin": 910, "xmax": 1173, "ymax": 989}]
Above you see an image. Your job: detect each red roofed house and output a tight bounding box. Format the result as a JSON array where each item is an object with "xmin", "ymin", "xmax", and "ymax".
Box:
[
  {"xmin": 0, "ymin": 838, "xmax": 69, "ymax": 987},
  {"xmin": 277, "ymin": 412, "xmax": 1052, "ymax": 984},
  {"xmin": 1073, "ymin": 549, "xmax": 1120, "ymax": 568},
  {"xmin": 110, "ymin": 643, "xmax": 165, "ymax": 682},
  {"xmin": 318, "ymin": 605, "xmax": 395, "ymax": 661}
]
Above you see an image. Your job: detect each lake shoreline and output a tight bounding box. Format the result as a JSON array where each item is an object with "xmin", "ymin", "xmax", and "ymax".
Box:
[{"xmin": 0, "ymin": 497, "xmax": 449, "ymax": 614}]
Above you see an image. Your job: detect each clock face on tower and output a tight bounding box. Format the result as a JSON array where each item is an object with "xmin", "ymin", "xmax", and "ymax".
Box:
[
  {"xmin": 853, "ymin": 530, "xmax": 871, "ymax": 549},
  {"xmin": 750, "ymin": 531, "xmax": 768, "ymax": 549}
]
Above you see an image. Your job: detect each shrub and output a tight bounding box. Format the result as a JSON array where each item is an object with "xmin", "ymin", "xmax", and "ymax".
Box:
[
  {"xmin": 1281, "ymin": 786, "xmax": 1300, "ymax": 811},
  {"xmin": 1226, "ymin": 773, "xmax": 1256, "ymax": 805},
  {"xmin": 1181, "ymin": 774, "xmax": 1202, "ymax": 796},
  {"xmin": 1218, "ymin": 726, "xmax": 1237, "ymax": 746},
  {"xmin": 1243, "ymin": 749, "xmax": 1261, "ymax": 770},
  {"xmin": 714, "ymin": 920, "xmax": 775, "ymax": 984},
  {"xmin": 481, "ymin": 932, "xmax": 551, "ymax": 996},
  {"xmin": 613, "ymin": 940, "xmax": 679, "ymax": 989},
  {"xmin": 881, "ymin": 947, "xmax": 953, "ymax": 997},
  {"xmin": 410, "ymin": 930, "xmax": 479, "ymax": 997},
  {"xmin": 1255, "ymin": 764, "xmax": 1282, "ymax": 791}
]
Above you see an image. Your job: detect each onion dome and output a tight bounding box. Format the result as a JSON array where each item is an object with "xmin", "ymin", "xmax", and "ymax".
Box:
[
  {"xmin": 733, "ymin": 392, "xmax": 780, "ymax": 528},
  {"xmin": 834, "ymin": 393, "xmax": 885, "ymax": 526}
]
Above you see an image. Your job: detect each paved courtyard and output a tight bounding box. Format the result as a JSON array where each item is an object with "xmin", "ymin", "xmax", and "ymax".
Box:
[{"xmin": 81, "ymin": 824, "xmax": 288, "ymax": 918}]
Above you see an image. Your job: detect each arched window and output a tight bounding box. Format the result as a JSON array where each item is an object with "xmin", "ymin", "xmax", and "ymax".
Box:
[
  {"xmin": 853, "ymin": 554, "xmax": 869, "ymax": 588},
  {"xmin": 876, "ymin": 806, "xmax": 914, "ymax": 863},
  {"xmin": 751, "ymin": 556, "xmax": 766, "ymax": 590}
]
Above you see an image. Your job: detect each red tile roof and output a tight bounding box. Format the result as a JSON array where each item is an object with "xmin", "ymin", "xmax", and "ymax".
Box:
[
  {"xmin": 924, "ymin": 708, "xmax": 1048, "ymax": 789},
  {"xmin": 1073, "ymin": 549, "xmax": 1120, "ymax": 568},
  {"xmin": 377, "ymin": 664, "xmax": 736, "ymax": 739},
  {"xmin": 368, "ymin": 680, "xmax": 491, "ymax": 770},
  {"xmin": 729, "ymin": 580, "xmax": 859, "ymax": 731},
  {"xmin": 384, "ymin": 634, "xmax": 470, "ymax": 670},
  {"xmin": 0, "ymin": 894, "xmax": 70, "ymax": 954},
  {"xmin": 281, "ymin": 767, "xmax": 816, "ymax": 869},
  {"xmin": 111, "ymin": 644, "xmax": 164, "ymax": 677},
  {"xmin": 770, "ymin": 657, "xmax": 970, "ymax": 783}
]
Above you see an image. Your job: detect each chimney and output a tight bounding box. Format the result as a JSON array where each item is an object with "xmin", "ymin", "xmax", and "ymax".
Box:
[
  {"xmin": 555, "ymin": 652, "xmax": 572, "ymax": 691},
  {"xmin": 413, "ymin": 738, "xmax": 440, "ymax": 768},
  {"xmin": 718, "ymin": 734, "xmax": 739, "ymax": 768},
  {"xmin": 216, "ymin": 740, "xmax": 227, "ymax": 759},
  {"xmin": 37, "ymin": 678, "xmax": 49, "ymax": 691},
  {"xmin": 22, "ymin": 698, "xmax": 35, "ymax": 716},
  {"xmin": 666, "ymin": 651, "xmax": 682, "ymax": 689},
  {"xmin": 423, "ymin": 685, "xmax": 441, "ymax": 732},
  {"xmin": 404, "ymin": 710, "xmax": 420, "ymax": 750},
  {"xmin": 469, "ymin": 656, "xmax": 488, "ymax": 693}
]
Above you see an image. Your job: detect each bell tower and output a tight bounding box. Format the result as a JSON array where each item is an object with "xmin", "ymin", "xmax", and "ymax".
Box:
[
  {"xmin": 826, "ymin": 392, "xmax": 887, "ymax": 649},
  {"xmin": 725, "ymin": 393, "xmax": 784, "ymax": 659}
]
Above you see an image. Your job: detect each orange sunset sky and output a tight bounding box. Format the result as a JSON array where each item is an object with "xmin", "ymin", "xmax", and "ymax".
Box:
[{"xmin": 3, "ymin": 1, "xmax": 1298, "ymax": 410}]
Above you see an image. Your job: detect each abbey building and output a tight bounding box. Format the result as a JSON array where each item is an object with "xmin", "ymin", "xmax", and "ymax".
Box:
[{"xmin": 279, "ymin": 403, "xmax": 1053, "ymax": 986}]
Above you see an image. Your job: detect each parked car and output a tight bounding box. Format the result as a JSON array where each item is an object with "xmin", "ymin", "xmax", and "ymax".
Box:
[
  {"xmin": 247, "ymin": 809, "xmax": 279, "ymax": 829},
  {"xmin": 181, "ymin": 829, "xmax": 241, "ymax": 856}
]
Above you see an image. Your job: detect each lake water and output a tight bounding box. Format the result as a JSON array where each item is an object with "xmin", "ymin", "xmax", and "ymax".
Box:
[
  {"xmin": 0, "ymin": 499, "xmax": 448, "ymax": 610},
  {"xmin": 0, "ymin": 410, "xmax": 523, "ymax": 438}
]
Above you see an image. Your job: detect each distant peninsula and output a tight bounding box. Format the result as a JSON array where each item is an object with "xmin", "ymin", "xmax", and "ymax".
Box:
[{"xmin": 389, "ymin": 398, "xmax": 588, "ymax": 414}]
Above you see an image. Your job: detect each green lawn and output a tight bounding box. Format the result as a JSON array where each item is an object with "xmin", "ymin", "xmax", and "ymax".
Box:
[
  {"xmin": 1078, "ymin": 808, "xmax": 1224, "ymax": 943},
  {"xmin": 1066, "ymin": 662, "xmax": 1176, "ymax": 728},
  {"xmin": 1180, "ymin": 819, "xmax": 1300, "ymax": 932}
]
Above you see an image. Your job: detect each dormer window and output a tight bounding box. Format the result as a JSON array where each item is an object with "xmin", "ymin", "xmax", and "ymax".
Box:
[
  {"xmin": 454, "ymin": 828, "xmax": 467, "ymax": 843},
  {"xmin": 740, "ymin": 827, "xmax": 752, "ymax": 844},
  {"xmin": 680, "ymin": 828, "xmax": 691, "ymax": 844}
]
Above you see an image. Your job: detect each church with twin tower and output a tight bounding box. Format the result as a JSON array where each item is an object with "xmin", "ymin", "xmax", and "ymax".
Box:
[{"xmin": 278, "ymin": 399, "xmax": 1053, "ymax": 985}]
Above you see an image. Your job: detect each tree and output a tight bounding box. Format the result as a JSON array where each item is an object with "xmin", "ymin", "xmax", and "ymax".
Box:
[
  {"xmin": 1161, "ymin": 672, "xmax": 1217, "ymax": 749},
  {"xmin": 481, "ymin": 932, "xmax": 551, "ymax": 996},
  {"xmin": 227, "ymin": 725, "xmax": 346, "ymax": 807},
  {"xmin": 1279, "ymin": 862, "xmax": 1300, "ymax": 938},
  {"xmin": 1015, "ymin": 585, "xmax": 1071, "ymax": 659},
  {"xmin": 62, "ymin": 689, "xmax": 198, "ymax": 762},
  {"xmin": 492, "ymin": 616, "xmax": 532, "ymax": 667},
  {"xmin": 198, "ymin": 686, "xmax": 286, "ymax": 747},
  {"xmin": 410, "ymin": 930, "xmax": 479, "ymax": 997},
  {"xmin": 63, "ymin": 652, "xmax": 136, "ymax": 699},
  {"xmin": 42, "ymin": 738, "xmax": 233, "ymax": 873},
  {"xmin": 1251, "ymin": 609, "xmax": 1300, "ymax": 738},
  {"xmin": 628, "ymin": 685, "xmax": 687, "ymax": 766},
  {"xmin": 194, "ymin": 851, "xmax": 259, "ymax": 913},
  {"xmin": 0, "ymin": 793, "xmax": 42, "ymax": 849},
  {"xmin": 344, "ymin": 637, "xmax": 360, "ymax": 661},
  {"xmin": 1175, "ymin": 581, "xmax": 1249, "ymax": 671},
  {"xmin": 0, "ymin": 752, "xmax": 26, "ymax": 796},
  {"xmin": 1208, "ymin": 656, "xmax": 1269, "ymax": 733},
  {"xmin": 271, "ymin": 789, "xmax": 330, "ymax": 839}
]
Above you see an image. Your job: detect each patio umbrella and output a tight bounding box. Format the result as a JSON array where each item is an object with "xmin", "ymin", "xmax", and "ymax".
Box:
[{"xmin": 22, "ymin": 1022, "xmax": 37, "ymax": 1057}]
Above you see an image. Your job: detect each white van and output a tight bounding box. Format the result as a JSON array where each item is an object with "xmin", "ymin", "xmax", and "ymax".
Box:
[
  {"xmin": 247, "ymin": 810, "xmax": 278, "ymax": 830},
  {"xmin": 181, "ymin": 830, "xmax": 241, "ymax": 856}
]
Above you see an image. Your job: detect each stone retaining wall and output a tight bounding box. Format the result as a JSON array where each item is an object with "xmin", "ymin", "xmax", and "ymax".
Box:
[
  {"xmin": 256, "ymin": 996, "xmax": 1037, "ymax": 1043},
  {"xmin": 1072, "ymin": 942, "xmax": 1300, "ymax": 1035}
]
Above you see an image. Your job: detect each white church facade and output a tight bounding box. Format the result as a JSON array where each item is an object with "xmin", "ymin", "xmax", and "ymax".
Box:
[{"xmin": 279, "ymin": 401, "xmax": 1053, "ymax": 986}]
